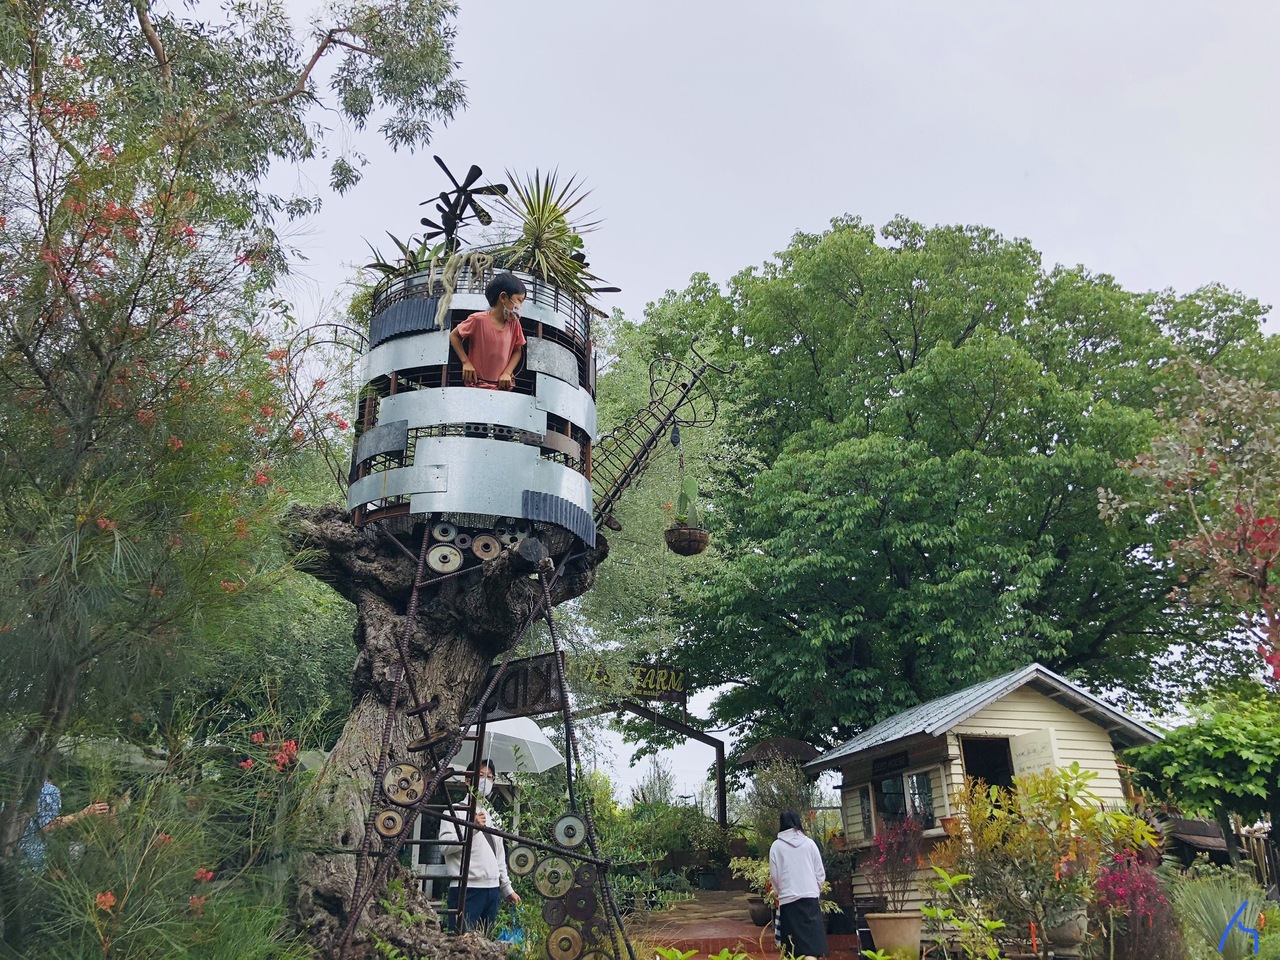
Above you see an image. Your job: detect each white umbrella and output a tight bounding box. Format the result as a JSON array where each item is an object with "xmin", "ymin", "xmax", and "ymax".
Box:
[{"xmin": 450, "ymin": 716, "xmax": 564, "ymax": 775}]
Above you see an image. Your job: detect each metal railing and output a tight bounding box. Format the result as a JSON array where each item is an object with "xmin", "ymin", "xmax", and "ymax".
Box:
[{"xmin": 369, "ymin": 254, "xmax": 593, "ymax": 347}]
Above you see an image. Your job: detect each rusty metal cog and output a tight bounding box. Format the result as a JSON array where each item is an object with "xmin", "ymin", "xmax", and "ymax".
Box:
[
  {"xmin": 381, "ymin": 763, "xmax": 424, "ymax": 806},
  {"xmin": 547, "ymin": 925, "xmax": 584, "ymax": 960},
  {"xmin": 566, "ymin": 885, "xmax": 597, "ymax": 920},
  {"xmin": 508, "ymin": 844, "xmax": 537, "ymax": 877},
  {"xmin": 373, "ymin": 809, "xmax": 403, "ymax": 838},
  {"xmin": 542, "ymin": 897, "xmax": 568, "ymax": 927},
  {"xmin": 554, "ymin": 812, "xmax": 587, "ymax": 849}
]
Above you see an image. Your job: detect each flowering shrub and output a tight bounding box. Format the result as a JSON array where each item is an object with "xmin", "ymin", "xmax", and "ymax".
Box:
[
  {"xmin": 1095, "ymin": 852, "xmax": 1184, "ymax": 960},
  {"xmin": 862, "ymin": 816, "xmax": 924, "ymax": 912}
]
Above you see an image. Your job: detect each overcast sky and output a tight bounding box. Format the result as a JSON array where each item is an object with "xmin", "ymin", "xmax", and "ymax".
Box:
[{"xmin": 276, "ymin": 0, "xmax": 1280, "ymax": 794}]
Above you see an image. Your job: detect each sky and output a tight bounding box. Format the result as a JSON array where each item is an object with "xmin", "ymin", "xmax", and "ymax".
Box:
[{"xmin": 272, "ymin": 1, "xmax": 1280, "ymax": 796}]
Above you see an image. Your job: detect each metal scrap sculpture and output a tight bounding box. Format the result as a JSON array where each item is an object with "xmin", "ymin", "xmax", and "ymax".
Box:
[{"xmin": 334, "ymin": 160, "xmax": 726, "ymax": 960}]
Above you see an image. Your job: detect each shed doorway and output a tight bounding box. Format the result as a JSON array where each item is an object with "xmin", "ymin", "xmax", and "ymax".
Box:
[{"xmin": 960, "ymin": 736, "xmax": 1014, "ymax": 789}]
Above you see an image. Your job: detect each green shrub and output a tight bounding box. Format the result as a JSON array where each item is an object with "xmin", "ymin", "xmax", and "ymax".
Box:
[{"xmin": 1167, "ymin": 864, "xmax": 1265, "ymax": 960}]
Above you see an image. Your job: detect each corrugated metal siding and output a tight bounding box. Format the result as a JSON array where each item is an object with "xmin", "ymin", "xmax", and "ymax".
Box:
[
  {"xmin": 952, "ymin": 687, "xmax": 1127, "ymax": 805},
  {"xmin": 368, "ymin": 297, "xmax": 442, "ymax": 349},
  {"xmin": 521, "ymin": 489, "xmax": 595, "ymax": 547}
]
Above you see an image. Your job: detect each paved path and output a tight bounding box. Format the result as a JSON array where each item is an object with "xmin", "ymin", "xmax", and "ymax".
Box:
[{"xmin": 626, "ymin": 890, "xmax": 863, "ymax": 958}]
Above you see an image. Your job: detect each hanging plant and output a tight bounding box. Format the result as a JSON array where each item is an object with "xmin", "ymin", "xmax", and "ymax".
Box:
[{"xmin": 665, "ymin": 430, "xmax": 709, "ymax": 556}]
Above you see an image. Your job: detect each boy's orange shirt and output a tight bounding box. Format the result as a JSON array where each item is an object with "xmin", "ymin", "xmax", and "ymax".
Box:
[{"xmin": 453, "ymin": 310, "xmax": 526, "ymax": 388}]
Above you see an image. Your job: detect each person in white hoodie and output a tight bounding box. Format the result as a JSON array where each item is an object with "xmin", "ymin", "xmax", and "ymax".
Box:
[
  {"xmin": 438, "ymin": 759, "xmax": 522, "ymax": 933},
  {"xmin": 769, "ymin": 808, "xmax": 829, "ymax": 959}
]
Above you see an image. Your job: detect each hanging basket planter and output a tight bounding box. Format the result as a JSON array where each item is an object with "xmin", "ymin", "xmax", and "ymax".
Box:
[{"xmin": 664, "ymin": 523, "xmax": 710, "ymax": 556}]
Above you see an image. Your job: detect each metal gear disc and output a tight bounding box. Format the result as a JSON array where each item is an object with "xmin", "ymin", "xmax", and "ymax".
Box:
[
  {"xmin": 507, "ymin": 845, "xmax": 537, "ymax": 877},
  {"xmin": 471, "ymin": 534, "xmax": 501, "ymax": 561},
  {"xmin": 565, "ymin": 885, "xmax": 597, "ymax": 921},
  {"xmin": 574, "ymin": 862, "xmax": 597, "ymax": 888},
  {"xmin": 431, "ymin": 521, "xmax": 457, "ymax": 542},
  {"xmin": 541, "ymin": 897, "xmax": 568, "ymax": 927},
  {"xmin": 426, "ymin": 543, "xmax": 463, "ymax": 573},
  {"xmin": 373, "ymin": 809, "xmax": 403, "ymax": 838},
  {"xmin": 581, "ymin": 917, "xmax": 611, "ymax": 945},
  {"xmin": 546, "ymin": 925, "xmax": 583, "ymax": 960},
  {"xmin": 533, "ymin": 855, "xmax": 575, "ymax": 898},
  {"xmin": 381, "ymin": 763, "xmax": 424, "ymax": 806},
  {"xmin": 554, "ymin": 813, "xmax": 587, "ymax": 849}
]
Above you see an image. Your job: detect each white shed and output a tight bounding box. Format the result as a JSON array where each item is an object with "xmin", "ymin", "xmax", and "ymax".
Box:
[{"xmin": 805, "ymin": 663, "xmax": 1162, "ymax": 911}]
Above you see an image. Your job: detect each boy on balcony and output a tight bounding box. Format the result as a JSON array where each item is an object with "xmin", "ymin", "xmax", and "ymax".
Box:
[{"xmin": 449, "ymin": 273, "xmax": 527, "ymax": 390}]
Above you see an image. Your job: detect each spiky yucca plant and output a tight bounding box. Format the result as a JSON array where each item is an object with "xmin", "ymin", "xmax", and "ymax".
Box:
[{"xmin": 496, "ymin": 169, "xmax": 601, "ymax": 297}]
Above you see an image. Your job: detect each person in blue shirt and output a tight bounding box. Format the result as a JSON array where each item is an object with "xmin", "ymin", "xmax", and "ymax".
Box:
[{"xmin": 17, "ymin": 780, "xmax": 110, "ymax": 871}]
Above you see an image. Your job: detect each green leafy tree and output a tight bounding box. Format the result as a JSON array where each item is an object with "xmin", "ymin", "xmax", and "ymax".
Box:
[
  {"xmin": 608, "ymin": 216, "xmax": 1269, "ymax": 753},
  {"xmin": 1125, "ymin": 686, "xmax": 1280, "ymax": 865}
]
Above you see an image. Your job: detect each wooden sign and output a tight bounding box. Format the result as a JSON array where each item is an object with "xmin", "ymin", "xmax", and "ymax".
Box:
[
  {"xmin": 482, "ymin": 654, "xmax": 688, "ymax": 720},
  {"xmin": 871, "ymin": 751, "xmax": 910, "ymax": 777},
  {"xmin": 483, "ymin": 652, "xmax": 566, "ymax": 721},
  {"xmin": 572, "ymin": 659, "xmax": 688, "ymax": 706}
]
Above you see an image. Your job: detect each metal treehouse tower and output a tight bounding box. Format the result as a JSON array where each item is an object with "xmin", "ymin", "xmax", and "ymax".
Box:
[{"xmin": 335, "ymin": 160, "xmax": 728, "ymax": 960}]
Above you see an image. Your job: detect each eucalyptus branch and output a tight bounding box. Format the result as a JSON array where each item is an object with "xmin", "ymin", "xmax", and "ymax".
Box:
[
  {"xmin": 131, "ymin": 0, "xmax": 172, "ymax": 86},
  {"xmin": 213, "ymin": 27, "xmax": 342, "ymax": 126}
]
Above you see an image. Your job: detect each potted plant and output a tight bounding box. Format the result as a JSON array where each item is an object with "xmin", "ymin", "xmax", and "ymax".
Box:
[
  {"xmin": 689, "ymin": 818, "xmax": 732, "ymax": 890},
  {"xmin": 929, "ymin": 765, "xmax": 1159, "ymax": 960},
  {"xmin": 824, "ymin": 844, "xmax": 858, "ymax": 934},
  {"xmin": 730, "ymin": 856, "xmax": 776, "ymax": 927},
  {"xmin": 494, "ymin": 168, "xmax": 601, "ymax": 298},
  {"xmin": 664, "ymin": 471, "xmax": 709, "ymax": 556},
  {"xmin": 862, "ymin": 817, "xmax": 927, "ymax": 960}
]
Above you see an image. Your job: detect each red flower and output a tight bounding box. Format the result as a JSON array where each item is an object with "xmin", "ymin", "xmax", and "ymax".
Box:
[
  {"xmin": 168, "ymin": 436, "xmax": 183, "ymax": 451},
  {"xmin": 238, "ymin": 758, "xmax": 254, "ymax": 770},
  {"xmin": 252, "ymin": 470, "xmax": 270, "ymax": 486},
  {"xmin": 250, "ymin": 731, "xmax": 265, "ymax": 744},
  {"xmin": 193, "ymin": 867, "xmax": 215, "ymax": 883},
  {"xmin": 219, "ymin": 580, "xmax": 241, "ymax": 593},
  {"xmin": 266, "ymin": 348, "xmax": 287, "ymax": 362},
  {"xmin": 156, "ymin": 833, "xmax": 173, "ymax": 846},
  {"xmin": 95, "ymin": 890, "xmax": 116, "ymax": 911},
  {"xmin": 188, "ymin": 894, "xmax": 206, "ymax": 915}
]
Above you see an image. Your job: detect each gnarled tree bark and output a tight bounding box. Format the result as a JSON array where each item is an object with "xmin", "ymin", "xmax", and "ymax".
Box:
[{"xmin": 284, "ymin": 504, "xmax": 607, "ymax": 959}]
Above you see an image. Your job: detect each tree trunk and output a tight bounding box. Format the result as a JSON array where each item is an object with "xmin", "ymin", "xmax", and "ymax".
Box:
[
  {"xmin": 1216, "ymin": 808, "xmax": 1241, "ymax": 867},
  {"xmin": 284, "ymin": 505, "xmax": 606, "ymax": 960}
]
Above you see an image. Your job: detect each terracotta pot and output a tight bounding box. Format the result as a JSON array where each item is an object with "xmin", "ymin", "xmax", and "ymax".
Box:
[
  {"xmin": 747, "ymin": 896, "xmax": 773, "ymax": 927},
  {"xmin": 865, "ymin": 911, "xmax": 924, "ymax": 960},
  {"xmin": 664, "ymin": 525, "xmax": 710, "ymax": 555}
]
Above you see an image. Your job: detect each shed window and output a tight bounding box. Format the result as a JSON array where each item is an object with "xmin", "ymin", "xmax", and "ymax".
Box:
[
  {"xmin": 859, "ymin": 766, "xmax": 942, "ymax": 835},
  {"xmin": 907, "ymin": 770, "xmax": 935, "ymax": 828}
]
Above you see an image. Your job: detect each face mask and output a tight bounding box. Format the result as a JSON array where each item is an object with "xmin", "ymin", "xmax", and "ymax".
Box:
[
  {"xmin": 502, "ymin": 306, "xmax": 519, "ymax": 323},
  {"xmin": 478, "ymin": 776, "xmax": 493, "ymax": 798}
]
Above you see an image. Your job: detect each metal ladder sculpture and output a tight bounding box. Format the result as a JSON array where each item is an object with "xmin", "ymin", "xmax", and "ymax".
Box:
[
  {"xmin": 336, "ymin": 343, "xmax": 730, "ymax": 960},
  {"xmin": 591, "ymin": 341, "xmax": 731, "ymax": 530}
]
